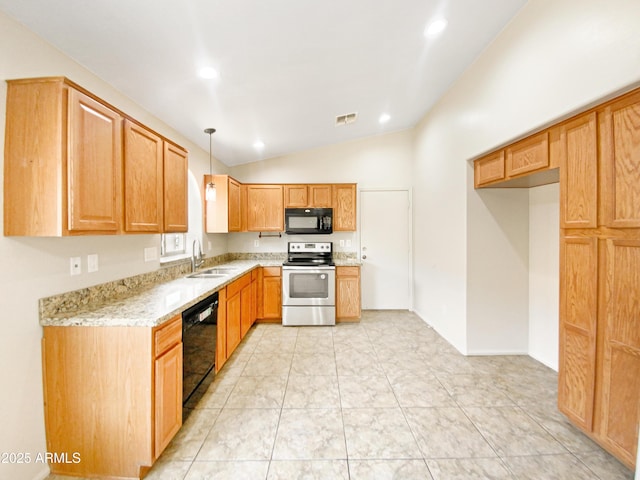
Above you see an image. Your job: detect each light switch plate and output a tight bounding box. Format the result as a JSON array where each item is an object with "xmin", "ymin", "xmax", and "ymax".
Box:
[
  {"xmin": 70, "ymin": 257, "xmax": 81, "ymax": 276},
  {"xmin": 87, "ymin": 254, "xmax": 99, "ymax": 273}
]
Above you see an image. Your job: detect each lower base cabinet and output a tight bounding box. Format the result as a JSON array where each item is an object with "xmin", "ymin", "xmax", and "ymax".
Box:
[
  {"xmin": 258, "ymin": 266, "xmax": 282, "ymax": 321},
  {"xmin": 217, "ymin": 270, "xmax": 259, "ymax": 370},
  {"xmin": 336, "ymin": 266, "xmax": 361, "ymax": 321},
  {"xmin": 41, "ymin": 315, "xmax": 183, "ymax": 479}
]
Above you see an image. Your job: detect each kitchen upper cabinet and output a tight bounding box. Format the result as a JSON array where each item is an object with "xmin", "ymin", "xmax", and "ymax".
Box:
[
  {"xmin": 336, "ymin": 266, "xmax": 361, "ymax": 321},
  {"xmin": 505, "ymin": 131, "xmax": 550, "ymax": 177},
  {"xmin": 205, "ymin": 175, "xmax": 242, "ymax": 233},
  {"xmin": 474, "ymin": 151, "xmax": 505, "ymax": 188},
  {"xmin": 332, "ymin": 184, "xmax": 357, "ymax": 231},
  {"xmin": 123, "ymin": 119, "xmax": 163, "ymax": 232},
  {"xmin": 246, "ymin": 184, "xmax": 284, "ymax": 231},
  {"xmin": 284, "ymin": 184, "xmax": 308, "ymax": 208},
  {"xmin": 4, "ymin": 78, "xmax": 122, "ymax": 236},
  {"xmin": 163, "ymin": 142, "xmax": 189, "ymax": 232},
  {"xmin": 559, "ymin": 113, "xmax": 598, "ymax": 229},
  {"xmin": 600, "ymin": 90, "xmax": 640, "ymax": 229},
  {"xmin": 284, "ymin": 184, "xmax": 332, "ymax": 208},
  {"xmin": 474, "ymin": 131, "xmax": 559, "ymax": 189},
  {"xmin": 42, "ymin": 315, "xmax": 183, "ymax": 478},
  {"xmin": 3, "ymin": 77, "xmax": 189, "ymax": 236}
]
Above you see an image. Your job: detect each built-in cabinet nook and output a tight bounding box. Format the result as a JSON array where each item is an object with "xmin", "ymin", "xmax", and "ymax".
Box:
[
  {"xmin": 474, "ymin": 87, "xmax": 640, "ymax": 469},
  {"xmin": 3, "ymin": 77, "xmax": 188, "ymax": 236}
]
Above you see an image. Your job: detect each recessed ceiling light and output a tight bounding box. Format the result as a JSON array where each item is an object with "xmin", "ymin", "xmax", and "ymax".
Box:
[
  {"xmin": 424, "ymin": 18, "xmax": 448, "ymax": 37},
  {"xmin": 198, "ymin": 67, "xmax": 219, "ymax": 79},
  {"xmin": 379, "ymin": 113, "xmax": 391, "ymax": 124},
  {"xmin": 253, "ymin": 140, "xmax": 265, "ymax": 150}
]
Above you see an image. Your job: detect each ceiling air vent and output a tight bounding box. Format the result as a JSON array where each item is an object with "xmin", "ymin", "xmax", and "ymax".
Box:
[{"xmin": 335, "ymin": 112, "xmax": 357, "ymax": 126}]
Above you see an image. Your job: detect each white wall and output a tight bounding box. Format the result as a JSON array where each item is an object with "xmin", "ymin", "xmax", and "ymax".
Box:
[
  {"xmin": 529, "ymin": 183, "xmax": 560, "ymax": 370},
  {"xmin": 0, "ymin": 11, "xmax": 227, "ymax": 480},
  {"xmin": 412, "ymin": 0, "xmax": 640, "ymax": 354},
  {"xmin": 230, "ymin": 129, "xmax": 413, "ymax": 185},
  {"xmin": 228, "ymin": 129, "xmax": 414, "ymax": 255}
]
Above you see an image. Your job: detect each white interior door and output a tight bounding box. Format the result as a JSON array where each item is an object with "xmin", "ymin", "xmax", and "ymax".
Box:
[{"xmin": 360, "ymin": 189, "xmax": 411, "ymax": 309}]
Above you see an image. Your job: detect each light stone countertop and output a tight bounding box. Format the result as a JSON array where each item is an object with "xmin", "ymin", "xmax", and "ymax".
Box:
[{"xmin": 40, "ymin": 260, "xmax": 281, "ymax": 328}]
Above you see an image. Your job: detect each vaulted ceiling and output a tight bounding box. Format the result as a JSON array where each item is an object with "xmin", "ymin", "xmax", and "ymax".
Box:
[{"xmin": 0, "ymin": 0, "xmax": 527, "ymax": 165}]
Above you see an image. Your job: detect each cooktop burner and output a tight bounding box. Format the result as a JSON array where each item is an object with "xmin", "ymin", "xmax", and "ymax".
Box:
[{"xmin": 284, "ymin": 241, "xmax": 334, "ymax": 267}]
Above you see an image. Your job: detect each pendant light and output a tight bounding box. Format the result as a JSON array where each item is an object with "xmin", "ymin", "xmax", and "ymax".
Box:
[{"xmin": 204, "ymin": 128, "xmax": 217, "ymax": 201}]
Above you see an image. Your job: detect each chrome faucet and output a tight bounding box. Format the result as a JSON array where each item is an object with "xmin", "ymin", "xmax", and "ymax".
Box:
[{"xmin": 191, "ymin": 239, "xmax": 204, "ymax": 272}]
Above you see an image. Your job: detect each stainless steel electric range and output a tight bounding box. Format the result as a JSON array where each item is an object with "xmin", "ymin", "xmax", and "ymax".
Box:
[{"xmin": 282, "ymin": 242, "xmax": 336, "ymax": 326}]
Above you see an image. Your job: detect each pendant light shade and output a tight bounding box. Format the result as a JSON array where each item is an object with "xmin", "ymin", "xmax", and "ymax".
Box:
[{"xmin": 205, "ymin": 128, "xmax": 217, "ymax": 201}]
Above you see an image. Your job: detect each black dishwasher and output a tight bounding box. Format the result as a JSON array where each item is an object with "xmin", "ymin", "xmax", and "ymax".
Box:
[{"xmin": 181, "ymin": 291, "xmax": 218, "ymax": 405}]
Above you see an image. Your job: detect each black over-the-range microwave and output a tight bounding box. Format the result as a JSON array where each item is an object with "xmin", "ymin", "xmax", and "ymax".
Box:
[{"xmin": 285, "ymin": 208, "xmax": 333, "ymax": 235}]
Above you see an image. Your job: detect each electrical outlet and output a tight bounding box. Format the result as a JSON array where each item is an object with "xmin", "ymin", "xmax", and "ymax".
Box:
[
  {"xmin": 254, "ymin": 239, "xmax": 260, "ymax": 247},
  {"xmin": 70, "ymin": 257, "xmax": 81, "ymax": 276},
  {"xmin": 144, "ymin": 247, "xmax": 158, "ymax": 262},
  {"xmin": 208, "ymin": 241, "xmax": 212, "ymax": 251},
  {"xmin": 87, "ymin": 254, "xmax": 99, "ymax": 273},
  {"xmin": 339, "ymin": 240, "xmax": 345, "ymax": 247},
  {"xmin": 346, "ymin": 239, "xmax": 352, "ymax": 247}
]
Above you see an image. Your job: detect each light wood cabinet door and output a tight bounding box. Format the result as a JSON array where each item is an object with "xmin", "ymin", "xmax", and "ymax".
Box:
[
  {"xmin": 559, "ymin": 113, "xmax": 598, "ymax": 229},
  {"xmin": 228, "ymin": 177, "xmax": 242, "ymax": 231},
  {"xmin": 68, "ymin": 88, "xmax": 122, "ymax": 233},
  {"xmin": 310, "ymin": 185, "xmax": 332, "ymax": 207},
  {"xmin": 258, "ymin": 267, "xmax": 282, "ymax": 320},
  {"xmin": 558, "ymin": 236, "xmax": 598, "ymax": 431},
  {"xmin": 163, "ymin": 143, "xmax": 188, "ymax": 232},
  {"xmin": 336, "ymin": 266, "xmax": 361, "ymax": 320},
  {"xmin": 216, "ymin": 288, "xmax": 228, "ymax": 373},
  {"xmin": 240, "ymin": 281, "xmax": 253, "ymax": 338},
  {"xmin": 284, "ymin": 184, "xmax": 308, "ymax": 208},
  {"xmin": 250, "ymin": 271, "xmax": 258, "ymax": 327},
  {"xmin": 598, "ymin": 238, "xmax": 640, "ymax": 465},
  {"xmin": 332, "ymin": 184, "xmax": 357, "ymax": 231},
  {"xmin": 123, "ymin": 120, "xmax": 163, "ymax": 232},
  {"xmin": 154, "ymin": 342, "xmax": 182, "ymax": 458},
  {"xmin": 226, "ymin": 291, "xmax": 242, "ymax": 354},
  {"xmin": 505, "ymin": 131, "xmax": 549, "ymax": 178},
  {"xmin": 600, "ymin": 91, "xmax": 640, "ymax": 229},
  {"xmin": 474, "ymin": 151, "xmax": 505, "ymax": 187},
  {"xmin": 246, "ymin": 185, "xmax": 284, "ymax": 231}
]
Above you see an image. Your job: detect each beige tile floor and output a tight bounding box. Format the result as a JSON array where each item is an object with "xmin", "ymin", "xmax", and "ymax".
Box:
[{"xmin": 49, "ymin": 310, "xmax": 634, "ymax": 480}]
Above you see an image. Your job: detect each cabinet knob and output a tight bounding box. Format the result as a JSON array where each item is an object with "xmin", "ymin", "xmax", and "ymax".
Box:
[{"xmin": 362, "ymin": 255, "xmax": 367, "ymax": 259}]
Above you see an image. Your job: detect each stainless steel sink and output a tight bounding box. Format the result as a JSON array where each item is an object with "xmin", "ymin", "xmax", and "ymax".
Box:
[
  {"xmin": 186, "ymin": 272, "xmax": 229, "ymax": 279},
  {"xmin": 186, "ymin": 266, "xmax": 241, "ymax": 279},
  {"xmin": 205, "ymin": 267, "xmax": 241, "ymax": 274}
]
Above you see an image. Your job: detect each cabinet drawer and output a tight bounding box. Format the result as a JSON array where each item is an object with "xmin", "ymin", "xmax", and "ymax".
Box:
[
  {"xmin": 154, "ymin": 315, "xmax": 182, "ymax": 358},
  {"xmin": 337, "ymin": 266, "xmax": 360, "ymax": 277},
  {"xmin": 262, "ymin": 266, "xmax": 281, "ymax": 277}
]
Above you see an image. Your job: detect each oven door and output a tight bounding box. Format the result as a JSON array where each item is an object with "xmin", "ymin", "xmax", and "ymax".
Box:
[{"xmin": 282, "ymin": 266, "xmax": 336, "ymax": 306}]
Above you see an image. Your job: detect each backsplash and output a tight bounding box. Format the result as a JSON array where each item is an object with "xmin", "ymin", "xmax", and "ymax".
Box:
[{"xmin": 39, "ymin": 250, "xmax": 358, "ymax": 319}]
